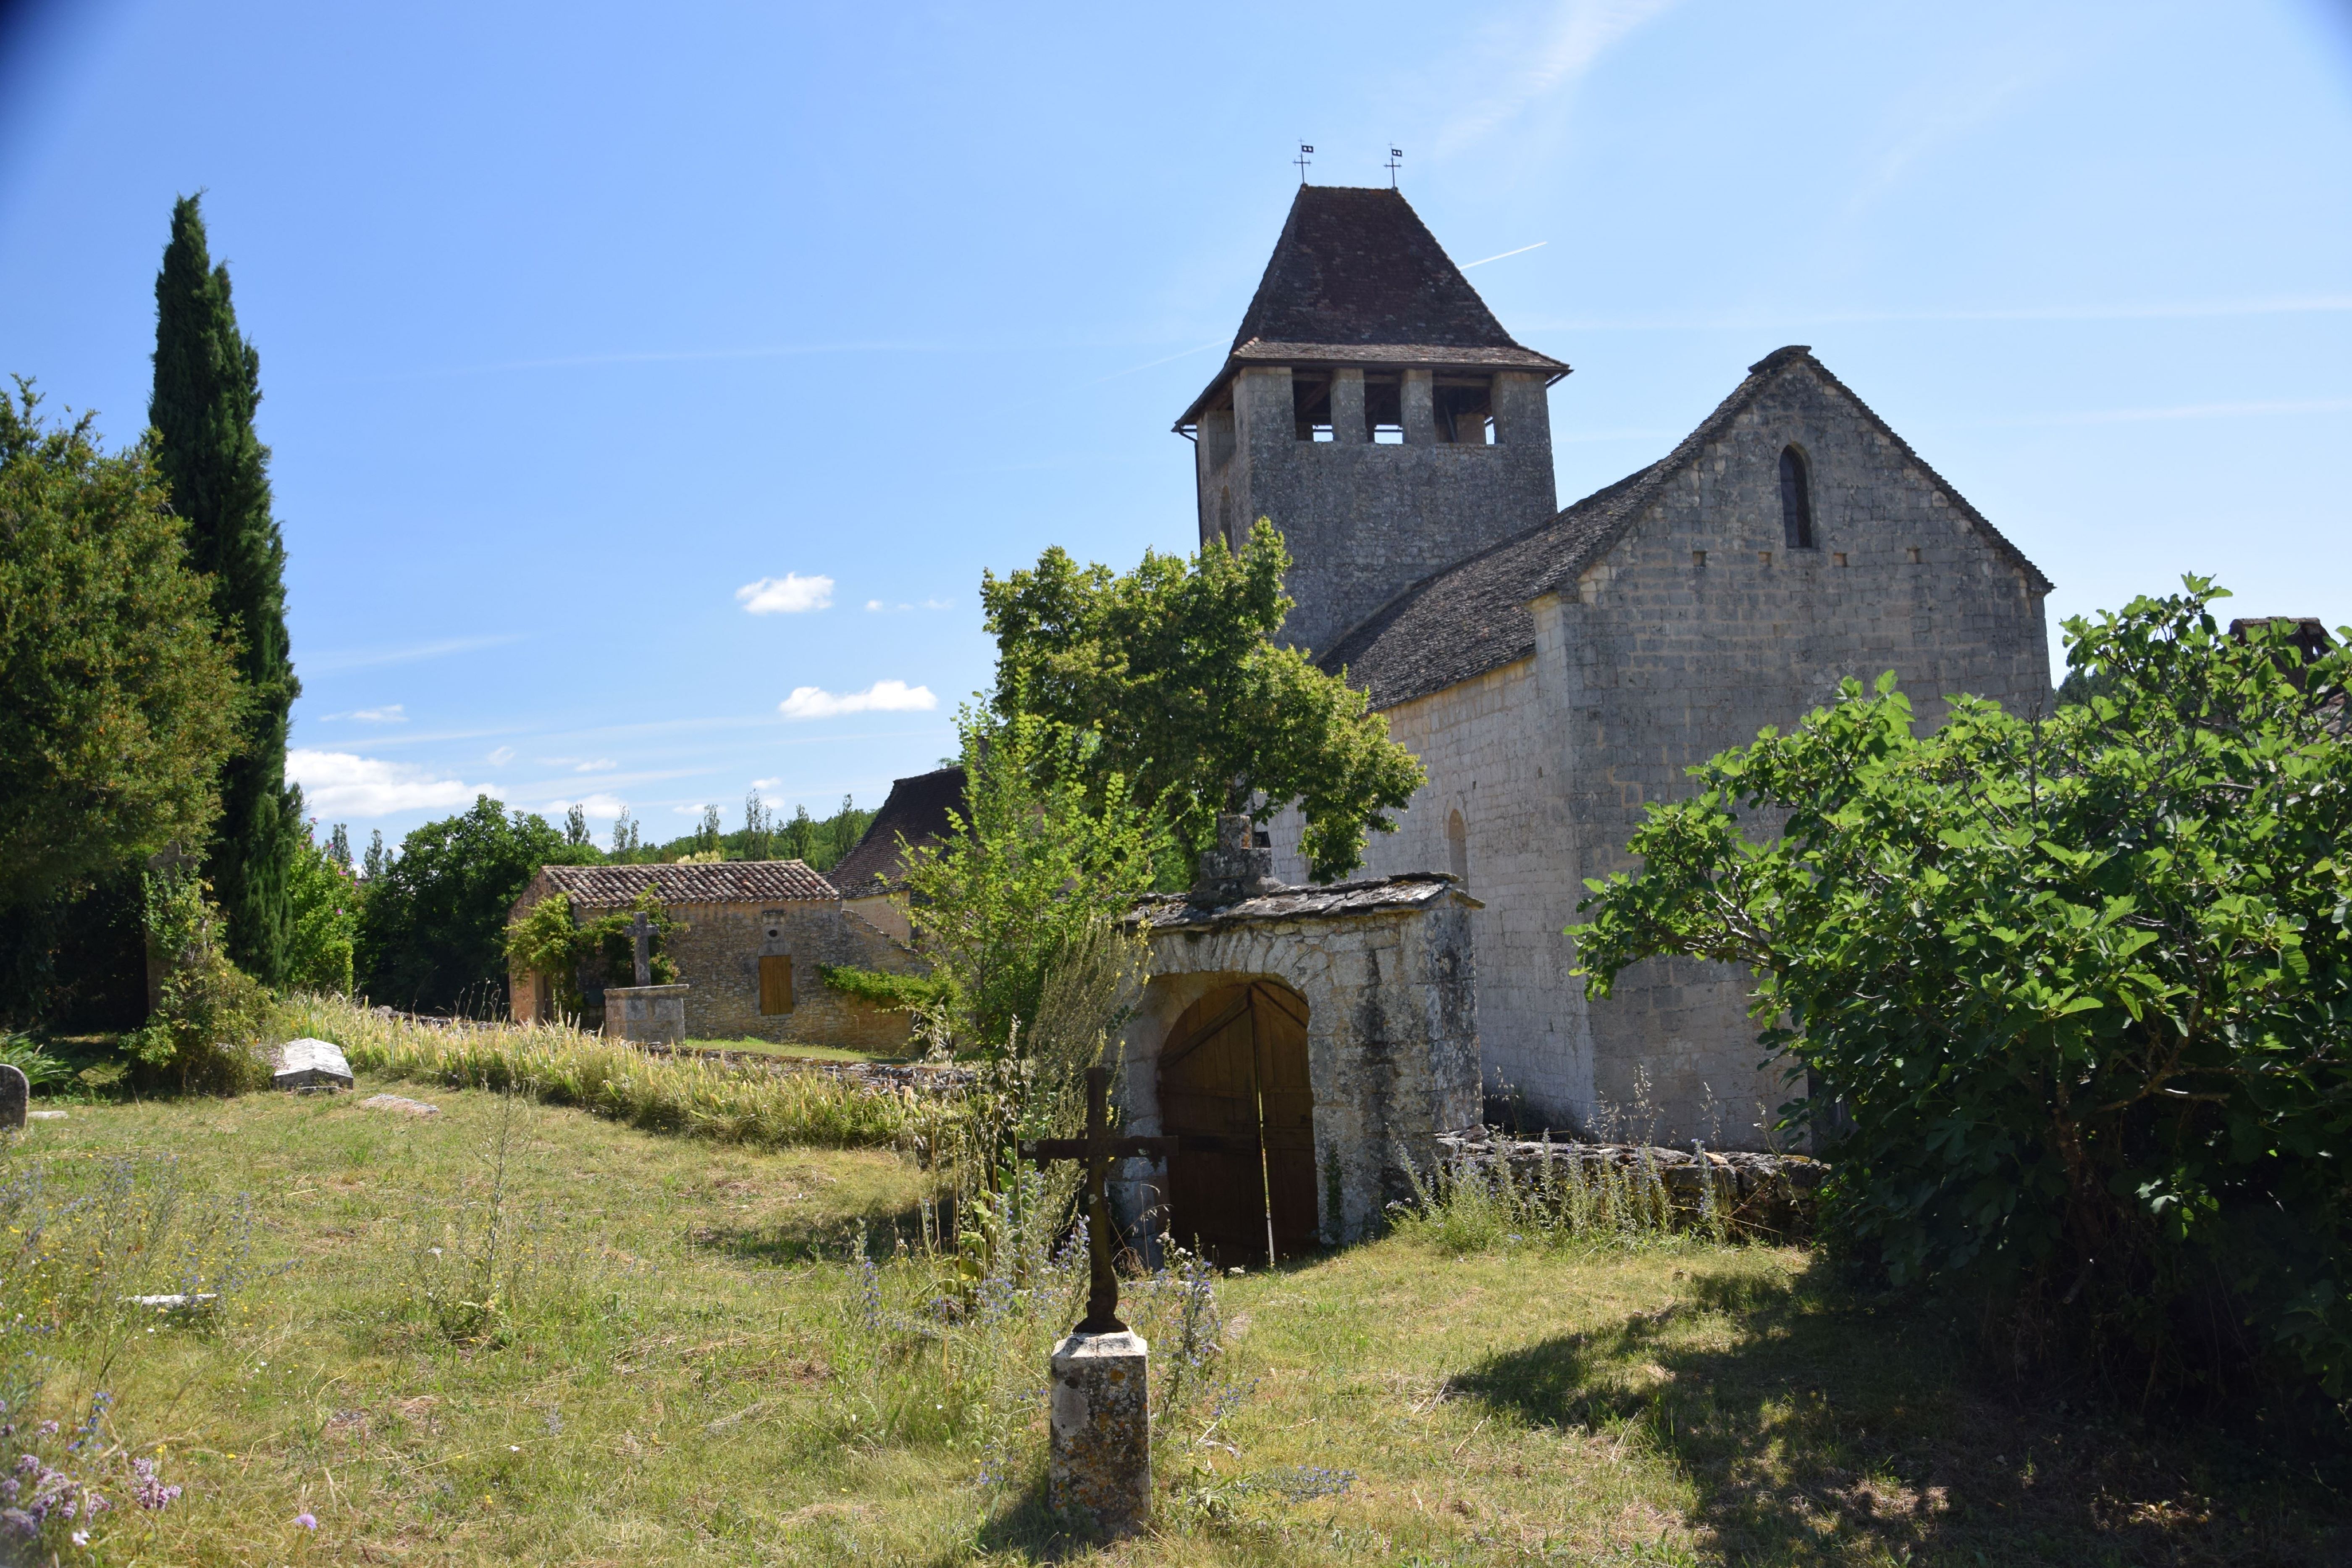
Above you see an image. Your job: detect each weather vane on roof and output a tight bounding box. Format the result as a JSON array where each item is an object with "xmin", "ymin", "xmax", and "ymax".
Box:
[
  {"xmin": 1386, "ymin": 146, "xmax": 1403, "ymax": 188},
  {"xmin": 1295, "ymin": 143, "xmax": 1314, "ymax": 185}
]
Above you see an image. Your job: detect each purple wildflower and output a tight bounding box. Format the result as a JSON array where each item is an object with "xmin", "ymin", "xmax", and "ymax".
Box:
[{"xmin": 294, "ymin": 1511, "xmax": 317, "ymax": 1529}]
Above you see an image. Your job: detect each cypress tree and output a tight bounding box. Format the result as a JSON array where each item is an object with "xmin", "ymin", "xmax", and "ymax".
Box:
[{"xmin": 150, "ymin": 194, "xmax": 300, "ymax": 984}]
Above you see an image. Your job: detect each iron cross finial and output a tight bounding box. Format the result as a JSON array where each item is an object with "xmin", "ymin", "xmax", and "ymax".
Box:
[
  {"xmin": 1294, "ymin": 143, "xmax": 1314, "ymax": 185},
  {"xmin": 1386, "ymin": 146, "xmax": 1403, "ymax": 188}
]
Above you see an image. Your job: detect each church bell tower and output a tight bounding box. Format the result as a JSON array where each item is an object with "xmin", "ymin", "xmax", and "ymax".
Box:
[{"xmin": 1176, "ymin": 186, "xmax": 1568, "ymax": 656}]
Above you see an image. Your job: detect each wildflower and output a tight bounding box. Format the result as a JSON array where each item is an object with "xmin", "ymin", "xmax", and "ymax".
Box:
[
  {"xmin": 71, "ymin": 1528, "xmax": 88, "ymax": 1546},
  {"xmin": 294, "ymin": 1511, "xmax": 317, "ymax": 1529}
]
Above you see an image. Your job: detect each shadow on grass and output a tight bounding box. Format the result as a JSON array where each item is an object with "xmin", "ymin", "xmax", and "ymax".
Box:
[
  {"xmin": 689, "ymin": 1198, "xmax": 931, "ymax": 1266},
  {"xmin": 1455, "ymin": 1258, "xmax": 2347, "ymax": 1568}
]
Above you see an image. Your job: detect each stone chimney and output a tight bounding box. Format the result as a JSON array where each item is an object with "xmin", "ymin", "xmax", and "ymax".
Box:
[{"xmin": 1189, "ymin": 813, "xmax": 1279, "ymax": 909}]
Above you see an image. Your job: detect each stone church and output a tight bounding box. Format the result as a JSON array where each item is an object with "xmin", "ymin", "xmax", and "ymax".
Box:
[{"xmin": 1180, "ymin": 185, "xmax": 2053, "ymax": 1148}]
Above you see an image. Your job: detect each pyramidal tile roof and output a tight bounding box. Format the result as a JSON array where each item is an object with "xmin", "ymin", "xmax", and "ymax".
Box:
[
  {"xmin": 828, "ymin": 765, "xmax": 968, "ymax": 897},
  {"xmin": 1322, "ymin": 347, "xmax": 2053, "ymax": 710},
  {"xmin": 1178, "ymin": 186, "xmax": 1564, "ymax": 427},
  {"xmin": 526, "ymin": 859, "xmax": 837, "ymax": 912}
]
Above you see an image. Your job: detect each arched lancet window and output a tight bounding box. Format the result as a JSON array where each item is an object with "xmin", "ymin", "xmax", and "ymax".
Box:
[
  {"xmin": 1446, "ymin": 809, "xmax": 1469, "ymax": 887},
  {"xmin": 1779, "ymin": 446, "xmax": 1815, "ymax": 549}
]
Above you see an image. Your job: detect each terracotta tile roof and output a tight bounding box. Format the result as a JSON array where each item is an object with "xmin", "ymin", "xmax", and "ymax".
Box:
[
  {"xmin": 1177, "ymin": 186, "xmax": 1565, "ymax": 428},
  {"xmin": 1129, "ymin": 873, "xmax": 1479, "ymax": 932},
  {"xmin": 1321, "ymin": 347, "xmax": 2054, "ymax": 710},
  {"xmin": 828, "ymin": 766, "xmax": 968, "ymax": 898},
  {"xmin": 530, "ymin": 860, "xmax": 837, "ymax": 911}
]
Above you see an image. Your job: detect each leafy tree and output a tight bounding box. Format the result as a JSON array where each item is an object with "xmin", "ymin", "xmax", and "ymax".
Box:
[
  {"xmin": 150, "ymin": 194, "xmax": 299, "ymax": 983},
  {"xmin": 283, "ymin": 799, "xmax": 358, "ymax": 995},
  {"xmin": 609, "ymin": 809, "xmax": 640, "ymax": 860},
  {"xmin": 326, "ymin": 822, "xmax": 352, "ymax": 871},
  {"xmin": 355, "ymin": 795, "xmax": 600, "ymax": 1014},
  {"xmin": 361, "ymin": 829, "xmax": 387, "ymax": 882},
  {"xmin": 982, "ymin": 519, "xmax": 1423, "ymax": 881},
  {"xmin": 562, "ymin": 804, "xmax": 592, "ymax": 848},
  {"xmin": 1573, "ymin": 582, "xmax": 2352, "ymax": 1397},
  {"xmin": 0, "ymin": 381, "xmax": 239, "ymax": 914},
  {"xmin": 901, "ymin": 711, "xmax": 1167, "ymax": 1055},
  {"xmin": 782, "ymin": 804, "xmax": 816, "ymax": 863}
]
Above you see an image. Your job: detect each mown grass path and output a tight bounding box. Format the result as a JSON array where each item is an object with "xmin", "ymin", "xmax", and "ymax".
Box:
[{"xmin": 22, "ymin": 1085, "xmax": 2343, "ymax": 1566}]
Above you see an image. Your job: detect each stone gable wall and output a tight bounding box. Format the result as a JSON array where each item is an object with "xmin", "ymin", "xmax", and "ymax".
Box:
[{"xmin": 1272, "ymin": 360, "xmax": 2050, "ymax": 1146}]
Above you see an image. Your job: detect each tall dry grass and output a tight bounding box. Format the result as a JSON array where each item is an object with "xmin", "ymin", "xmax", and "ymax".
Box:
[{"xmin": 281, "ymin": 995, "xmax": 929, "ymax": 1150}]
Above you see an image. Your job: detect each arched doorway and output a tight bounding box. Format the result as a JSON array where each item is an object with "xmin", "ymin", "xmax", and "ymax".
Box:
[{"xmin": 1156, "ymin": 980, "xmax": 1317, "ymax": 1262}]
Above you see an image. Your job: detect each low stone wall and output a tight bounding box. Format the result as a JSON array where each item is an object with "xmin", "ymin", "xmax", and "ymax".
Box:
[{"xmin": 1432, "ymin": 1129, "xmax": 1827, "ymax": 1241}]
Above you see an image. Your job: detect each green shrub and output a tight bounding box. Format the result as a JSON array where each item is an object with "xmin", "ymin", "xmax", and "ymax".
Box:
[
  {"xmin": 126, "ymin": 863, "xmax": 272, "ymax": 1094},
  {"xmin": 1574, "ymin": 580, "xmax": 2352, "ymax": 1400}
]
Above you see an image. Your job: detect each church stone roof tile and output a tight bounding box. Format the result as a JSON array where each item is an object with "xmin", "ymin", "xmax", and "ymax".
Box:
[
  {"xmin": 1322, "ymin": 346, "xmax": 2055, "ymax": 710},
  {"xmin": 530, "ymin": 860, "xmax": 837, "ymax": 911},
  {"xmin": 1178, "ymin": 186, "xmax": 1565, "ymax": 428},
  {"xmin": 1129, "ymin": 872, "xmax": 1479, "ymax": 932}
]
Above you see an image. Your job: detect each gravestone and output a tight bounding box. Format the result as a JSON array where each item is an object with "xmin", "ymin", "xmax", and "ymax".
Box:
[
  {"xmin": 274, "ymin": 1037, "xmax": 355, "ymax": 1092},
  {"xmin": 0, "ymin": 1064, "xmax": 27, "ymax": 1130},
  {"xmin": 1023, "ymin": 1066, "xmax": 1174, "ymax": 1538}
]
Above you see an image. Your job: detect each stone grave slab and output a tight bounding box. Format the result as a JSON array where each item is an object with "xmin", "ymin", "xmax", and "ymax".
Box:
[
  {"xmin": 0, "ymin": 1064, "xmax": 26, "ymax": 1129},
  {"xmin": 274, "ymin": 1037, "xmax": 354, "ymax": 1092},
  {"xmin": 362, "ymin": 1093, "xmax": 440, "ymax": 1117}
]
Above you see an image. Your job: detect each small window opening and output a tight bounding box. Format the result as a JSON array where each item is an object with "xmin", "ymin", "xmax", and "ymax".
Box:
[
  {"xmin": 1446, "ymin": 809, "xmax": 1469, "ymax": 886},
  {"xmin": 1692, "ymin": 549, "xmax": 1707, "ymax": 567},
  {"xmin": 1365, "ymin": 376, "xmax": 1405, "ymax": 444},
  {"xmin": 1292, "ymin": 376, "xmax": 1334, "ymax": 442},
  {"xmin": 1778, "ymin": 446, "xmax": 1815, "ymax": 549},
  {"xmin": 1907, "ymin": 546, "xmax": 1922, "ymax": 564},
  {"xmin": 1435, "ymin": 379, "xmax": 1494, "ymax": 445},
  {"xmin": 1832, "ymin": 552, "xmax": 1848, "ymax": 568}
]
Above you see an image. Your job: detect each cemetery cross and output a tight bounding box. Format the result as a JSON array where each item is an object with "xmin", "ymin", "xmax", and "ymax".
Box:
[
  {"xmin": 1022, "ymin": 1065, "xmax": 1176, "ymax": 1333},
  {"xmin": 630, "ymin": 911, "xmax": 652, "ymax": 988}
]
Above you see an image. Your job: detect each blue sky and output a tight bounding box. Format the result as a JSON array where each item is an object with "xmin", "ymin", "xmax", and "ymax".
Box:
[{"xmin": 3, "ymin": 0, "xmax": 2348, "ymax": 848}]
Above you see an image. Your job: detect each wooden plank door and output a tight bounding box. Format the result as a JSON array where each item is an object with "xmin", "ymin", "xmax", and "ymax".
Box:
[
  {"xmin": 1158, "ymin": 981, "xmax": 1318, "ymax": 1263},
  {"xmin": 759, "ymin": 955, "xmax": 793, "ymax": 1015}
]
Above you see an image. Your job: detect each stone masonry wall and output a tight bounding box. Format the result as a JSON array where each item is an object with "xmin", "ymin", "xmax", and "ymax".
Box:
[
  {"xmin": 1198, "ymin": 367, "xmax": 1557, "ymax": 656},
  {"xmin": 1114, "ymin": 903, "xmax": 1480, "ymax": 1245},
  {"xmin": 1273, "ymin": 358, "xmax": 2050, "ymax": 1147},
  {"xmin": 657, "ymin": 899, "xmax": 919, "ymax": 1053}
]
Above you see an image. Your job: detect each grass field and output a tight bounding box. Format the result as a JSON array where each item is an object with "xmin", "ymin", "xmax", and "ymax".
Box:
[{"xmin": 9, "ymin": 1079, "xmax": 2344, "ymax": 1566}]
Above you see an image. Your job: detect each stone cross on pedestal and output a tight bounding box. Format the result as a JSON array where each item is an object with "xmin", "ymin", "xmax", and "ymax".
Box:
[
  {"xmin": 1021, "ymin": 1065, "xmax": 1176, "ymax": 1536},
  {"xmin": 630, "ymin": 911, "xmax": 652, "ymax": 988}
]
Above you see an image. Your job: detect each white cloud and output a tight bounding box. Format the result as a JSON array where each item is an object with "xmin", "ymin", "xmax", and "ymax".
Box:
[
  {"xmin": 736, "ymin": 573, "xmax": 835, "ymax": 615},
  {"xmin": 287, "ymin": 750, "xmax": 496, "ymax": 817},
  {"xmin": 777, "ymin": 680, "xmax": 938, "ymax": 721},
  {"xmin": 575, "ymin": 759, "xmax": 617, "ymax": 773},
  {"xmin": 322, "ymin": 704, "xmax": 407, "ymax": 723},
  {"xmin": 865, "ymin": 599, "xmax": 885, "ymax": 612},
  {"xmin": 866, "ymin": 598, "xmax": 953, "ymax": 613},
  {"xmin": 488, "ymin": 746, "xmax": 517, "ymax": 767},
  {"xmin": 548, "ymin": 792, "xmax": 627, "ymax": 819}
]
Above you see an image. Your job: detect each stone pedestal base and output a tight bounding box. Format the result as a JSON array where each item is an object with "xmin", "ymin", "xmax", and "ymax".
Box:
[
  {"xmin": 1048, "ymin": 1329, "xmax": 1150, "ymax": 1536},
  {"xmin": 604, "ymin": 984, "xmax": 688, "ymax": 1045}
]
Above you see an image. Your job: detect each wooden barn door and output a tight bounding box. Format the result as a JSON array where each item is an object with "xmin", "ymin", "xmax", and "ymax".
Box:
[{"xmin": 1157, "ymin": 981, "xmax": 1317, "ymax": 1263}]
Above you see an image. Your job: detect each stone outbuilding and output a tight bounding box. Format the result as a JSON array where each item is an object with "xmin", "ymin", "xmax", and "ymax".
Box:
[
  {"xmin": 1111, "ymin": 819, "xmax": 1482, "ymax": 1260},
  {"xmin": 507, "ymin": 861, "xmax": 922, "ymax": 1053}
]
